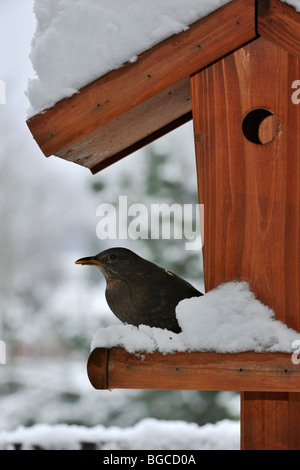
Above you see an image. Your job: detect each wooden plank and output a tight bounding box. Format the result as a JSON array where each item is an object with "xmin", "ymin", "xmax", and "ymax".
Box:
[
  {"xmin": 55, "ymin": 78, "xmax": 192, "ymax": 172},
  {"xmin": 90, "ymin": 112, "xmax": 193, "ymax": 174},
  {"xmin": 241, "ymin": 391, "xmax": 300, "ymax": 450},
  {"xmin": 26, "ymin": 0, "xmax": 256, "ymax": 171},
  {"xmin": 87, "ymin": 348, "xmax": 300, "ymax": 392},
  {"xmin": 191, "ymin": 36, "xmax": 300, "ymax": 449},
  {"xmin": 241, "ymin": 51, "xmax": 300, "ymax": 449},
  {"xmin": 258, "ymin": 0, "xmax": 300, "ymax": 59}
]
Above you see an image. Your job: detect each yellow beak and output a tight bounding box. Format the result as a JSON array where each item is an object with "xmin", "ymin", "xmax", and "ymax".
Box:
[{"xmin": 75, "ymin": 256, "xmax": 101, "ymax": 266}]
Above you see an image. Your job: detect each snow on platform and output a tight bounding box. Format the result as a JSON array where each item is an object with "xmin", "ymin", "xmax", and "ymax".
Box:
[{"xmin": 91, "ymin": 281, "xmax": 300, "ymax": 354}]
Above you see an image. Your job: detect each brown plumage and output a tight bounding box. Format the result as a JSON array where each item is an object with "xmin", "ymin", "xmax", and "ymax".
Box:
[{"xmin": 75, "ymin": 247, "xmax": 203, "ymax": 333}]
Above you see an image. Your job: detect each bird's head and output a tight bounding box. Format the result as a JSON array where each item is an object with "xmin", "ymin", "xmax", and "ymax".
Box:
[{"xmin": 75, "ymin": 247, "xmax": 139, "ymax": 280}]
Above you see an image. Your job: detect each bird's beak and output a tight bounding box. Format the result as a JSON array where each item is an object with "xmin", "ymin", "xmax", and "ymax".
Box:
[{"xmin": 75, "ymin": 256, "xmax": 101, "ymax": 266}]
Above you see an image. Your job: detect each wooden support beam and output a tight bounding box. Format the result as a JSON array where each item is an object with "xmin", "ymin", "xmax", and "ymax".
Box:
[
  {"xmin": 258, "ymin": 0, "xmax": 300, "ymax": 59},
  {"xmin": 191, "ymin": 35, "xmax": 300, "ymax": 450},
  {"xmin": 87, "ymin": 348, "xmax": 300, "ymax": 392},
  {"xmin": 241, "ymin": 391, "xmax": 300, "ymax": 450},
  {"xmin": 26, "ymin": 0, "xmax": 256, "ymax": 173},
  {"xmin": 191, "ymin": 37, "xmax": 300, "ymax": 319}
]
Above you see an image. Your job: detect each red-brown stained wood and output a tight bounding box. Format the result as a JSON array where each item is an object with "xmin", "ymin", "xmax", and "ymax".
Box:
[
  {"xmin": 89, "ymin": 112, "xmax": 192, "ymax": 174},
  {"xmin": 191, "ymin": 36, "xmax": 300, "ymax": 449},
  {"xmin": 258, "ymin": 114, "xmax": 278, "ymax": 144},
  {"xmin": 191, "ymin": 37, "xmax": 300, "ymax": 330},
  {"xmin": 26, "ymin": 0, "xmax": 256, "ymax": 172},
  {"xmin": 241, "ymin": 391, "xmax": 300, "ymax": 450},
  {"xmin": 87, "ymin": 348, "xmax": 300, "ymax": 392},
  {"xmin": 87, "ymin": 348, "xmax": 109, "ymax": 390},
  {"xmin": 56, "ymin": 78, "xmax": 192, "ymax": 173},
  {"xmin": 258, "ymin": 0, "xmax": 300, "ymax": 59}
]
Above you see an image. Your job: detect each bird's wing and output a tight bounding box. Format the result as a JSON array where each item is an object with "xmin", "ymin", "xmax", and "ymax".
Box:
[{"xmin": 128, "ymin": 267, "xmax": 201, "ymax": 312}]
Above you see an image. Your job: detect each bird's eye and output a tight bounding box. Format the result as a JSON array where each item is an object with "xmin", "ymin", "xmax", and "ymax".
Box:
[{"xmin": 108, "ymin": 253, "xmax": 117, "ymax": 261}]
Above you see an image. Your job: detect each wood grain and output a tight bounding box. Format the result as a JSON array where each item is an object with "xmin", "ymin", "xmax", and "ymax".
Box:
[
  {"xmin": 89, "ymin": 112, "xmax": 193, "ymax": 174},
  {"xmin": 191, "ymin": 37, "xmax": 300, "ymax": 329},
  {"xmin": 87, "ymin": 348, "xmax": 108, "ymax": 390},
  {"xmin": 191, "ymin": 36, "xmax": 300, "ymax": 449},
  {"xmin": 26, "ymin": 0, "xmax": 255, "ymax": 171},
  {"xmin": 258, "ymin": 0, "xmax": 300, "ymax": 59},
  {"xmin": 55, "ymin": 78, "xmax": 192, "ymax": 173},
  {"xmin": 87, "ymin": 348, "xmax": 300, "ymax": 392},
  {"xmin": 241, "ymin": 391, "xmax": 300, "ymax": 449}
]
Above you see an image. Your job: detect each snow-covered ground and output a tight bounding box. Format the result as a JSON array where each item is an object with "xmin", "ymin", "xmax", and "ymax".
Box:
[{"xmin": 0, "ymin": 418, "xmax": 240, "ymax": 450}]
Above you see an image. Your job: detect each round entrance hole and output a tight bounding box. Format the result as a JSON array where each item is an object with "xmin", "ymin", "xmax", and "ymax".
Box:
[{"xmin": 242, "ymin": 108, "xmax": 278, "ymax": 145}]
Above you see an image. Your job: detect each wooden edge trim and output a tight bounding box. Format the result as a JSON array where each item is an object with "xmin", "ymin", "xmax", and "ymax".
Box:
[
  {"xmin": 87, "ymin": 347, "xmax": 109, "ymax": 390},
  {"xmin": 26, "ymin": 0, "xmax": 256, "ymax": 158},
  {"xmin": 258, "ymin": 0, "xmax": 300, "ymax": 58},
  {"xmin": 87, "ymin": 347, "xmax": 300, "ymax": 392}
]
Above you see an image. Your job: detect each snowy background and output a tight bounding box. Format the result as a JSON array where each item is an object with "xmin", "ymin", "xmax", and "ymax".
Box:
[{"xmin": 0, "ymin": 0, "xmax": 250, "ymax": 449}]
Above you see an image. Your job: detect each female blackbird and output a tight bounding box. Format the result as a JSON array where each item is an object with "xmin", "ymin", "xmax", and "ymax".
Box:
[{"xmin": 75, "ymin": 247, "xmax": 203, "ymax": 333}]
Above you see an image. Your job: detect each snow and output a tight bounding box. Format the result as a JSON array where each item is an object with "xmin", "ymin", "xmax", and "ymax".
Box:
[
  {"xmin": 26, "ymin": 0, "xmax": 230, "ymax": 116},
  {"xmin": 284, "ymin": 0, "xmax": 300, "ymax": 11},
  {"xmin": 92, "ymin": 281, "xmax": 300, "ymax": 354},
  {"xmin": 26, "ymin": 0, "xmax": 300, "ymax": 116},
  {"xmin": 0, "ymin": 418, "xmax": 239, "ymax": 450}
]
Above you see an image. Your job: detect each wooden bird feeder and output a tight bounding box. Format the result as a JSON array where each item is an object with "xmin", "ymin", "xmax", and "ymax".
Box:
[{"xmin": 27, "ymin": 0, "xmax": 300, "ymax": 450}]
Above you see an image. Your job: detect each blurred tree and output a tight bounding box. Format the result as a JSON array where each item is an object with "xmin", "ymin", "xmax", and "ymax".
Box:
[{"xmin": 89, "ymin": 141, "xmax": 203, "ymax": 285}]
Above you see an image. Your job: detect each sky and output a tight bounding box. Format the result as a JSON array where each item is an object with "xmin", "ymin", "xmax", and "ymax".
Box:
[
  {"xmin": 0, "ymin": 0, "xmax": 105, "ymax": 256},
  {"xmin": 0, "ymin": 0, "xmax": 100, "ymax": 191}
]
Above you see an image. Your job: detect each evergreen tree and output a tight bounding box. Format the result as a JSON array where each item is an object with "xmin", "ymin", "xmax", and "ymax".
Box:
[{"xmin": 90, "ymin": 141, "xmax": 203, "ymax": 285}]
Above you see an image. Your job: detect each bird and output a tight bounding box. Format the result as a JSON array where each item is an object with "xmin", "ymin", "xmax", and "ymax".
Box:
[{"xmin": 75, "ymin": 247, "xmax": 203, "ymax": 333}]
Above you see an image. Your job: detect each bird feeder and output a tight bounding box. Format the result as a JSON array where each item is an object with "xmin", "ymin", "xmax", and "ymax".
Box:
[{"xmin": 27, "ymin": 0, "xmax": 300, "ymax": 450}]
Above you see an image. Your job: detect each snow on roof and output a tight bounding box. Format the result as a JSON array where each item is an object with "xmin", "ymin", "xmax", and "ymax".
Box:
[
  {"xmin": 26, "ymin": 0, "xmax": 231, "ymax": 116},
  {"xmin": 26, "ymin": 0, "xmax": 300, "ymax": 117},
  {"xmin": 91, "ymin": 281, "xmax": 300, "ymax": 354},
  {"xmin": 283, "ymin": 0, "xmax": 300, "ymax": 11}
]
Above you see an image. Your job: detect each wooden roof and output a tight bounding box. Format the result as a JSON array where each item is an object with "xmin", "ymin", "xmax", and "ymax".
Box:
[{"xmin": 26, "ymin": 0, "xmax": 300, "ymax": 174}]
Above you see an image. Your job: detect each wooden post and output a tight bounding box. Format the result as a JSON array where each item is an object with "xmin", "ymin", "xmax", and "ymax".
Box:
[{"xmin": 191, "ymin": 36, "xmax": 300, "ymax": 449}]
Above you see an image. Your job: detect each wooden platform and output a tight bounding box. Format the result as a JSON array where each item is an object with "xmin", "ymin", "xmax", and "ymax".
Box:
[{"xmin": 88, "ymin": 348, "xmax": 300, "ymax": 392}]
